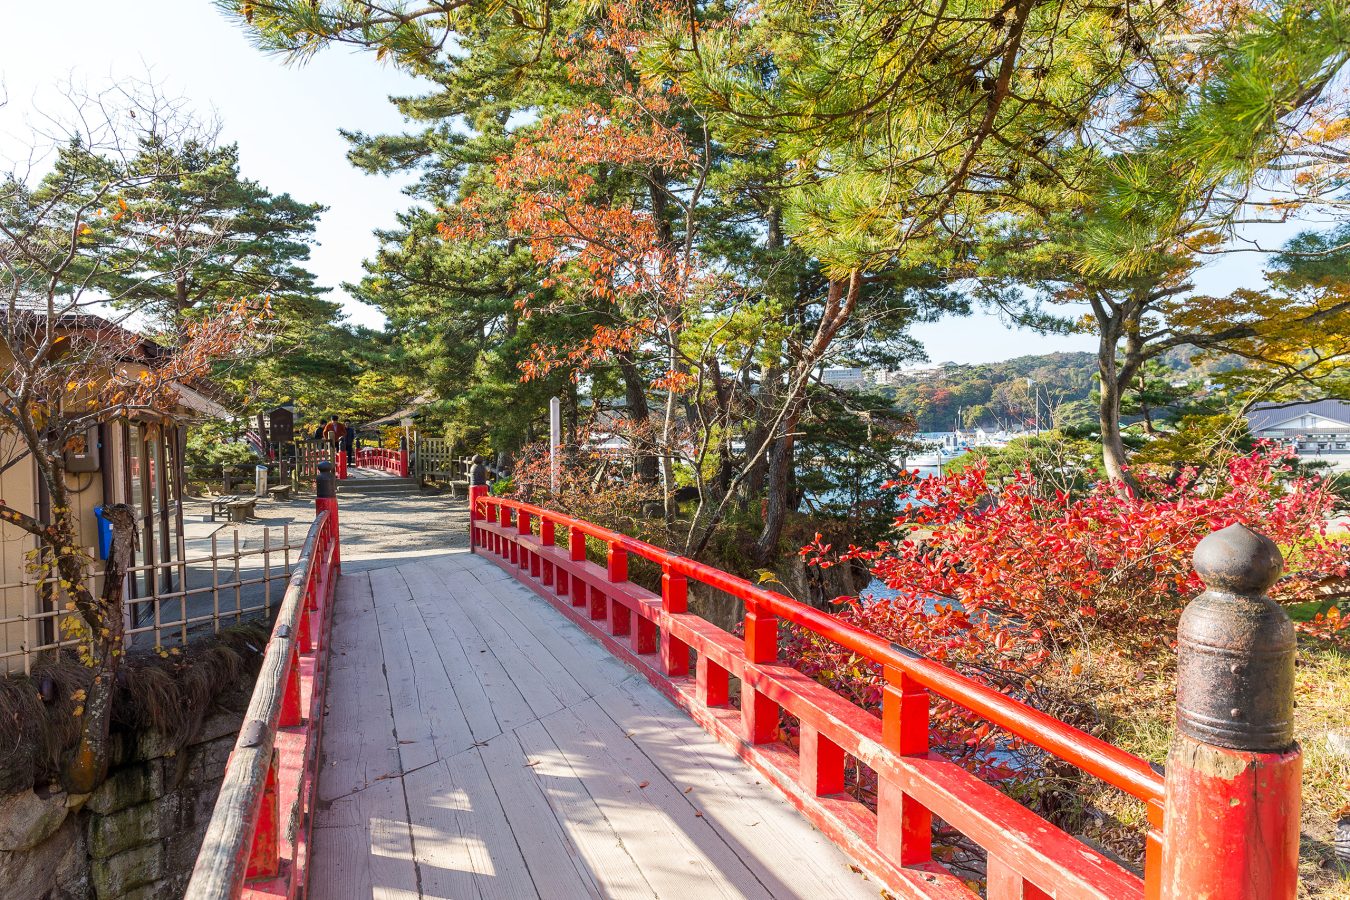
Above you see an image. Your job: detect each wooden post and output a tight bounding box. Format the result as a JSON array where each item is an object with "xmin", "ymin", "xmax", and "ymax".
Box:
[
  {"xmin": 742, "ymin": 599, "xmax": 779, "ymax": 743},
  {"xmin": 1161, "ymin": 524, "xmax": 1300, "ymax": 900},
  {"xmin": 469, "ymin": 484, "xmax": 487, "ymax": 551},
  {"xmin": 315, "ymin": 462, "xmax": 340, "ymax": 573},
  {"xmin": 878, "ymin": 663, "xmax": 931, "ymax": 866},
  {"xmin": 660, "ymin": 569, "xmax": 688, "ymax": 676}
]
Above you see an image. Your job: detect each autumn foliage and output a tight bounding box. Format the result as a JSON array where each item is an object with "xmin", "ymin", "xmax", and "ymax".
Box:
[{"xmin": 789, "ymin": 446, "xmax": 1348, "ymax": 787}]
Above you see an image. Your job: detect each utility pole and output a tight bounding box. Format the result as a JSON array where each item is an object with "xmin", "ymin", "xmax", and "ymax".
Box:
[
  {"xmin": 549, "ymin": 396, "xmax": 561, "ymax": 494},
  {"xmin": 1026, "ymin": 377, "xmax": 1040, "ymax": 436}
]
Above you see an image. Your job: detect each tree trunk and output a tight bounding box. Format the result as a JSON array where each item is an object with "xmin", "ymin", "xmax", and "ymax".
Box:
[
  {"xmin": 755, "ymin": 414, "xmax": 800, "ymax": 563},
  {"xmin": 753, "ymin": 273, "xmax": 861, "ymax": 564},
  {"xmin": 59, "ymin": 501, "xmax": 134, "ymax": 795},
  {"xmin": 1092, "ymin": 294, "xmax": 1142, "ymax": 494},
  {"xmin": 616, "ymin": 351, "xmax": 658, "ymax": 483},
  {"xmin": 1097, "ymin": 374, "xmax": 1134, "ymax": 488}
]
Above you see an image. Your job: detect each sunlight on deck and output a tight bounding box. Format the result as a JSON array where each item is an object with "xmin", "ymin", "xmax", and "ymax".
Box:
[{"xmin": 309, "ymin": 551, "xmax": 879, "ymax": 899}]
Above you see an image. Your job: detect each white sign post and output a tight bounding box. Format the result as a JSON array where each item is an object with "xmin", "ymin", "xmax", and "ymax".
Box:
[{"xmin": 549, "ymin": 396, "xmax": 561, "ymax": 494}]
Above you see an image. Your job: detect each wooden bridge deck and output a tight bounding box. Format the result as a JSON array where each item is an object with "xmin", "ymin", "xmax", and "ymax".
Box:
[{"xmin": 311, "ymin": 550, "xmax": 879, "ymax": 899}]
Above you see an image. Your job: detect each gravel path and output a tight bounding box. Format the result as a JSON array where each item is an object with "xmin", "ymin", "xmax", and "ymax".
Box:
[
  {"xmin": 182, "ymin": 485, "xmax": 472, "ymax": 576},
  {"xmin": 330, "ymin": 488, "xmax": 472, "ymax": 572}
]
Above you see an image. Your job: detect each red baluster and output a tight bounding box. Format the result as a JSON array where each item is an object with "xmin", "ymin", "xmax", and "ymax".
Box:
[
  {"xmin": 987, "ymin": 858, "xmax": 1053, "ymax": 899},
  {"xmin": 742, "ymin": 599, "xmax": 779, "ymax": 744},
  {"xmin": 245, "ymin": 751, "xmax": 281, "ymax": 880},
  {"xmin": 518, "ymin": 509, "xmax": 532, "ymax": 572},
  {"xmin": 696, "ymin": 654, "xmax": 729, "ymax": 707},
  {"xmin": 877, "ymin": 664, "xmax": 931, "ymax": 866},
  {"xmin": 799, "ymin": 723, "xmax": 845, "ymax": 795},
  {"xmin": 279, "ymin": 649, "xmax": 302, "ymax": 727},
  {"xmin": 540, "ymin": 518, "xmax": 555, "ymax": 587},
  {"xmin": 605, "ymin": 543, "xmax": 630, "ymax": 636},
  {"xmin": 660, "ymin": 569, "xmax": 688, "ymax": 676}
]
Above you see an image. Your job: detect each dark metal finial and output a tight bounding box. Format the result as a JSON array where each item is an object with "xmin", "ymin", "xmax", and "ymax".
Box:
[
  {"xmin": 1192, "ymin": 523, "xmax": 1284, "ymax": 595},
  {"xmin": 316, "ymin": 460, "xmax": 337, "ymax": 499},
  {"xmin": 1175, "ymin": 523, "xmax": 1296, "ymax": 751}
]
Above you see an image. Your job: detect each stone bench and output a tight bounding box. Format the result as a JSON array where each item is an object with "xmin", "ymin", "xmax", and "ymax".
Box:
[{"xmin": 267, "ymin": 485, "xmax": 292, "ymax": 501}]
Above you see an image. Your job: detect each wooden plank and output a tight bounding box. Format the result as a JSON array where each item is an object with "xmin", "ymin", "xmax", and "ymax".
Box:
[
  {"xmin": 410, "ymin": 570, "xmax": 541, "ymax": 735},
  {"xmin": 369, "ymin": 567, "xmax": 441, "ymax": 774},
  {"xmin": 540, "ymin": 700, "xmax": 768, "ymax": 900},
  {"xmin": 425, "ymin": 558, "xmax": 591, "ymax": 711},
  {"xmin": 402, "ymin": 746, "xmax": 536, "ymax": 900},
  {"xmin": 470, "ymin": 566, "xmax": 637, "ymax": 698},
  {"xmin": 386, "ymin": 564, "xmax": 478, "ymax": 763},
  {"xmin": 475, "ymin": 732, "xmax": 604, "ymax": 900},
  {"xmin": 511, "ymin": 718, "xmax": 657, "ymax": 899},
  {"xmin": 316, "ymin": 574, "xmax": 401, "ymax": 805},
  {"xmin": 408, "ymin": 575, "xmax": 529, "ymax": 743},
  {"xmin": 604, "ymin": 677, "xmax": 880, "ymax": 899},
  {"xmin": 311, "ymin": 759, "xmax": 421, "ymax": 900}
]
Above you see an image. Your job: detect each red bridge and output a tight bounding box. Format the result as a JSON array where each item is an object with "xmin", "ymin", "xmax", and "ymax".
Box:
[{"xmin": 184, "ymin": 465, "xmax": 1301, "ymax": 900}]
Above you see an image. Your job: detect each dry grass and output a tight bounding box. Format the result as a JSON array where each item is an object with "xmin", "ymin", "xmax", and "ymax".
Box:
[
  {"xmin": 1291, "ymin": 643, "xmax": 1350, "ymax": 898},
  {"xmin": 1066, "ymin": 637, "xmax": 1349, "ymax": 898},
  {"xmin": 0, "ymin": 622, "xmax": 268, "ymax": 795}
]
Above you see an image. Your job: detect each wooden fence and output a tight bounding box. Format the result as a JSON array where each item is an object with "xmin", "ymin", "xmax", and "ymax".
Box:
[
  {"xmin": 0, "ymin": 524, "xmax": 302, "ymax": 674},
  {"xmin": 413, "ymin": 437, "xmax": 467, "ymax": 483}
]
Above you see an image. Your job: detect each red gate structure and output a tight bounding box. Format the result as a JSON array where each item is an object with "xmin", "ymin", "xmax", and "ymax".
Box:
[
  {"xmin": 468, "ymin": 487, "xmax": 1301, "ymax": 900},
  {"xmin": 184, "ymin": 463, "xmax": 341, "ymax": 900}
]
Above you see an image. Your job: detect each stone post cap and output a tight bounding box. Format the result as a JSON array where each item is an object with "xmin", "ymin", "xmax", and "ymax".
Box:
[
  {"xmin": 1177, "ymin": 522, "xmax": 1295, "ymax": 751},
  {"xmin": 1192, "ymin": 523, "xmax": 1284, "ymax": 595}
]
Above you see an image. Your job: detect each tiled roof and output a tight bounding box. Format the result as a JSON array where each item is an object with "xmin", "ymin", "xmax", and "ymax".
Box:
[{"xmin": 1247, "ymin": 399, "xmax": 1350, "ymax": 432}]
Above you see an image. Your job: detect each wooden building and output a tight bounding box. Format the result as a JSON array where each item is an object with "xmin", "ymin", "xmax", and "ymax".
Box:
[{"xmin": 1, "ymin": 318, "xmax": 230, "ymax": 673}]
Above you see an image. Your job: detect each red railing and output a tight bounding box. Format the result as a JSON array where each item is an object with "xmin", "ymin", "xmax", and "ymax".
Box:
[
  {"xmin": 355, "ymin": 446, "xmax": 408, "ymax": 477},
  {"xmin": 472, "ymin": 489, "xmax": 1166, "ymax": 900},
  {"xmin": 185, "ymin": 474, "xmax": 341, "ymax": 900}
]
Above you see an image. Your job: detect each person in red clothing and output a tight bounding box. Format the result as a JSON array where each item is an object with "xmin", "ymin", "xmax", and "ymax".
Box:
[{"xmin": 322, "ymin": 415, "xmax": 347, "ymax": 453}]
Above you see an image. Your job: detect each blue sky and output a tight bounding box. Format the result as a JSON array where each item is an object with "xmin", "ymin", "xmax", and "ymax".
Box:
[
  {"xmin": 1, "ymin": 0, "xmax": 421, "ymax": 331},
  {"xmin": 0, "ymin": 1, "xmax": 1311, "ymax": 364}
]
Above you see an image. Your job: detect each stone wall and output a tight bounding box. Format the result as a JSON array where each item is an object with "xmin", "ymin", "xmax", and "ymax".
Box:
[{"xmin": 0, "ymin": 709, "xmax": 242, "ymax": 899}]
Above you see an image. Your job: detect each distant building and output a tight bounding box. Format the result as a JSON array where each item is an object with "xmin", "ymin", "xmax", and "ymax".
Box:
[
  {"xmin": 1247, "ymin": 400, "xmax": 1350, "ymax": 454},
  {"xmin": 821, "ymin": 367, "xmax": 866, "ymax": 390}
]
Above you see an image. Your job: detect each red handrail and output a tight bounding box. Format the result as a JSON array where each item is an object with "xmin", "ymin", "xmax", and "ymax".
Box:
[
  {"xmin": 355, "ymin": 447, "xmax": 409, "ymax": 477},
  {"xmin": 472, "ymin": 491, "xmax": 1164, "ymax": 899},
  {"xmin": 186, "ymin": 477, "xmax": 341, "ymax": 900},
  {"xmin": 483, "ymin": 495, "xmax": 1163, "ymax": 804}
]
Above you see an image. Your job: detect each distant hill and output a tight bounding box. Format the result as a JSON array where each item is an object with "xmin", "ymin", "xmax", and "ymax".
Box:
[{"xmin": 879, "ymin": 352, "xmax": 1098, "ymax": 432}]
